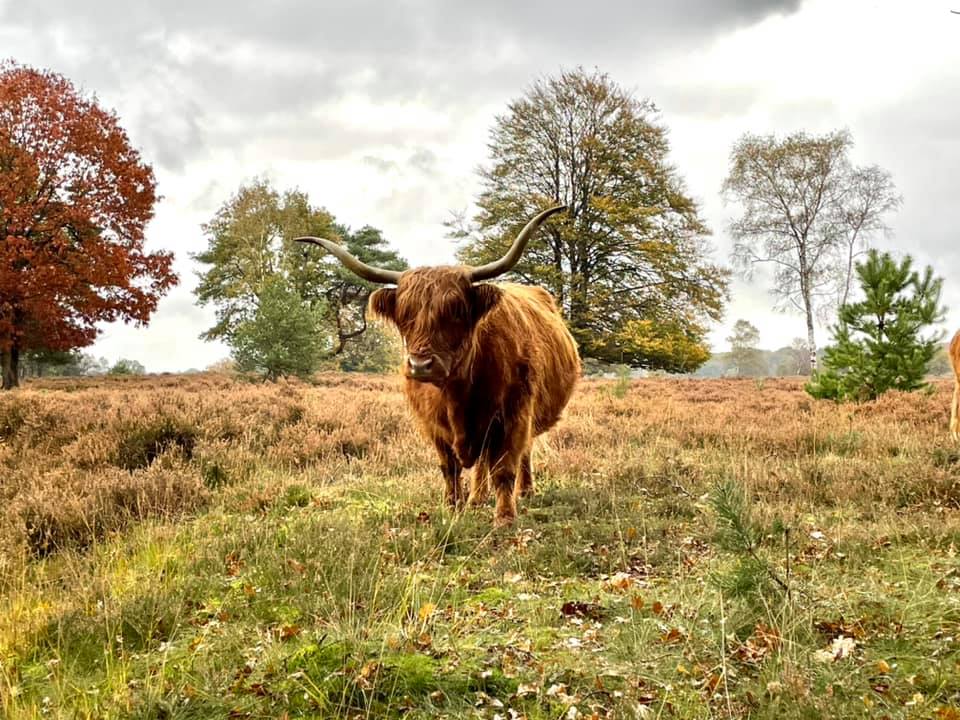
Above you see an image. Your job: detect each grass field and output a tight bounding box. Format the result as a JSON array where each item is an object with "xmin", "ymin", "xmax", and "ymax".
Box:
[{"xmin": 2, "ymin": 372, "xmax": 960, "ymax": 719}]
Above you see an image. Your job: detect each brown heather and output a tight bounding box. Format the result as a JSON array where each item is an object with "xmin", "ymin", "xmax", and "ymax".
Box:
[
  {"xmin": 0, "ymin": 373, "xmax": 408, "ymax": 564},
  {"xmin": 2, "ymin": 373, "xmax": 958, "ymax": 574}
]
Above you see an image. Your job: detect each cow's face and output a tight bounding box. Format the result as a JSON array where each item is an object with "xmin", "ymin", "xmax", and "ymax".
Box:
[{"xmin": 369, "ymin": 267, "xmax": 501, "ymax": 385}]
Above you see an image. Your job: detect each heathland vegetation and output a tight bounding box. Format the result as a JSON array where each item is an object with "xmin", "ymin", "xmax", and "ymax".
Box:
[{"xmin": 2, "ymin": 373, "xmax": 960, "ymax": 718}]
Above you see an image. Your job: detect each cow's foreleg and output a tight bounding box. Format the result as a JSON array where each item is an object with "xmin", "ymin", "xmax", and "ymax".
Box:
[
  {"xmin": 468, "ymin": 463, "xmax": 490, "ymax": 506},
  {"xmin": 482, "ymin": 410, "xmax": 532, "ymax": 527},
  {"xmin": 516, "ymin": 449, "xmax": 533, "ymax": 498},
  {"xmin": 435, "ymin": 439, "xmax": 464, "ymax": 509}
]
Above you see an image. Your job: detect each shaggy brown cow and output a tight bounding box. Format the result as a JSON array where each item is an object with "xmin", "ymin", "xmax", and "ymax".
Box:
[
  {"xmin": 951, "ymin": 330, "xmax": 960, "ymax": 441},
  {"xmin": 297, "ymin": 206, "xmax": 580, "ymax": 525}
]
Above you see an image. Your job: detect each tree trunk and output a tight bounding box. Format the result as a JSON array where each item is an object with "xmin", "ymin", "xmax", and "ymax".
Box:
[
  {"xmin": 1, "ymin": 345, "xmax": 20, "ymax": 390},
  {"xmin": 804, "ymin": 301, "xmax": 817, "ymax": 372}
]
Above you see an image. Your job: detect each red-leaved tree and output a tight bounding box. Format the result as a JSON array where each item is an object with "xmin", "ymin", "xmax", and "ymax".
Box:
[{"xmin": 0, "ymin": 61, "xmax": 177, "ymax": 389}]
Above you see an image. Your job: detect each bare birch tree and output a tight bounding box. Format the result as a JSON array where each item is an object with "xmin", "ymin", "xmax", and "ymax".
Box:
[{"xmin": 722, "ymin": 130, "xmax": 900, "ymax": 369}]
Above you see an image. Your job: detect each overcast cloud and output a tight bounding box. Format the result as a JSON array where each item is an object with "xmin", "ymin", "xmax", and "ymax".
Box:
[{"xmin": 1, "ymin": 0, "xmax": 957, "ymax": 371}]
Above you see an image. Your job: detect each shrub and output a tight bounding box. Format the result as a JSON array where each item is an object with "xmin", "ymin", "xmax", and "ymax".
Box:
[{"xmin": 115, "ymin": 418, "xmax": 198, "ymax": 471}]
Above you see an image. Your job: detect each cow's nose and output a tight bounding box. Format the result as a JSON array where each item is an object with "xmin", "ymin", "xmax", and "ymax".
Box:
[{"xmin": 408, "ymin": 354, "xmax": 434, "ymax": 374}]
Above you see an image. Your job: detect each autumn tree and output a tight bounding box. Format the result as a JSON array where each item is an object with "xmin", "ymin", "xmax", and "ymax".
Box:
[
  {"xmin": 0, "ymin": 62, "xmax": 176, "ymax": 389},
  {"xmin": 806, "ymin": 250, "xmax": 945, "ymax": 401},
  {"xmin": 453, "ymin": 68, "xmax": 729, "ymax": 372},
  {"xmin": 722, "ymin": 129, "xmax": 901, "ymax": 371},
  {"xmin": 193, "ymin": 179, "xmax": 406, "ymax": 367},
  {"xmin": 726, "ymin": 319, "xmax": 766, "ymax": 377}
]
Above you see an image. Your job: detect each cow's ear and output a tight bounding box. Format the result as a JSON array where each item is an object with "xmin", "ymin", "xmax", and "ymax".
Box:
[
  {"xmin": 368, "ymin": 288, "xmax": 397, "ymax": 322},
  {"xmin": 470, "ymin": 283, "xmax": 502, "ymax": 323}
]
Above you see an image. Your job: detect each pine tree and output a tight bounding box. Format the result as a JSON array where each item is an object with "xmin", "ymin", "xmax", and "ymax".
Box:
[
  {"xmin": 231, "ymin": 277, "xmax": 327, "ymax": 381},
  {"xmin": 806, "ymin": 250, "xmax": 945, "ymax": 401}
]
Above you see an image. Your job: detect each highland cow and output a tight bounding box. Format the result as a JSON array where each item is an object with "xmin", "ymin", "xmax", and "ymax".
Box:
[{"xmin": 297, "ymin": 206, "xmax": 580, "ymax": 525}]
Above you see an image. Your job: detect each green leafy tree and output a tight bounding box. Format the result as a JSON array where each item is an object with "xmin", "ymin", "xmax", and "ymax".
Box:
[
  {"xmin": 806, "ymin": 250, "xmax": 945, "ymax": 401},
  {"xmin": 231, "ymin": 276, "xmax": 326, "ymax": 381},
  {"xmin": 723, "ymin": 130, "xmax": 901, "ymax": 370},
  {"xmin": 726, "ymin": 319, "xmax": 766, "ymax": 377},
  {"xmin": 452, "ymin": 67, "xmax": 729, "ymax": 372},
  {"xmin": 19, "ymin": 349, "xmax": 81, "ymax": 378},
  {"xmin": 108, "ymin": 359, "xmax": 146, "ymax": 376},
  {"xmin": 193, "ymin": 178, "xmax": 406, "ymax": 359},
  {"xmin": 336, "ymin": 321, "xmax": 402, "ymax": 373}
]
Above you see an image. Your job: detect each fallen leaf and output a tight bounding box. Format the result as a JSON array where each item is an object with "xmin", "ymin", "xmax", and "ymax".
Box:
[
  {"xmin": 561, "ymin": 601, "xmax": 606, "ymax": 621},
  {"xmin": 905, "ymin": 692, "xmax": 925, "ymax": 706},
  {"xmin": 660, "ymin": 627, "xmax": 685, "ymax": 644},
  {"xmin": 815, "ymin": 618, "xmax": 866, "ymax": 640},
  {"xmin": 704, "ymin": 673, "xmax": 723, "ymax": 695},
  {"xmin": 604, "ymin": 572, "xmax": 632, "ymax": 592},
  {"xmin": 279, "ymin": 625, "xmax": 301, "ymax": 641}
]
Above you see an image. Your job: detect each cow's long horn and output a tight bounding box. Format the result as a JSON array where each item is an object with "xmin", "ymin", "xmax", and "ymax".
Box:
[
  {"xmin": 467, "ymin": 205, "xmax": 566, "ymax": 282},
  {"xmin": 295, "ymin": 236, "xmax": 402, "ymax": 284}
]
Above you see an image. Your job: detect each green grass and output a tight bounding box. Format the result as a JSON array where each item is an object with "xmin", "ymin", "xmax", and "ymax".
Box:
[{"xmin": 5, "ymin": 475, "xmax": 959, "ymax": 719}]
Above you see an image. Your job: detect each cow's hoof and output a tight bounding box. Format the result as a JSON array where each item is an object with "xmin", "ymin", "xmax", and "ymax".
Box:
[{"xmin": 493, "ymin": 513, "xmax": 516, "ymax": 528}]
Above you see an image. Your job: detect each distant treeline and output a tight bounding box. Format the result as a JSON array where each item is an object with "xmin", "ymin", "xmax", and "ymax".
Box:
[{"xmin": 581, "ymin": 341, "xmax": 955, "ymax": 379}]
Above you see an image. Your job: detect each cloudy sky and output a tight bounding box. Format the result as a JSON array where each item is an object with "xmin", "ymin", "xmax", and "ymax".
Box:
[{"xmin": 2, "ymin": 0, "xmax": 958, "ymax": 371}]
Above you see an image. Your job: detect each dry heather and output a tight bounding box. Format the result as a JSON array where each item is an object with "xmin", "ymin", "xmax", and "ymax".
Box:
[
  {"xmin": 0, "ymin": 373, "xmax": 412, "ymax": 563},
  {"xmin": 1, "ymin": 373, "xmax": 960, "ymax": 718}
]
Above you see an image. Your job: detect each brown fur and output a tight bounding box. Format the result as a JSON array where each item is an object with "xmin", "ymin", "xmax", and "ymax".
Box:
[
  {"xmin": 370, "ymin": 267, "xmax": 580, "ymax": 525},
  {"xmin": 950, "ymin": 331, "xmax": 960, "ymax": 441}
]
